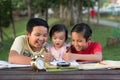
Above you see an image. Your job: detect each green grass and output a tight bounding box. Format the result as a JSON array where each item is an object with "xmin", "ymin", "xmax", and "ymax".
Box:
[
  {"xmin": 0, "ymin": 18, "xmax": 120, "ymax": 61},
  {"xmin": 90, "ymin": 23, "xmax": 120, "ymax": 60},
  {"xmin": 3, "ymin": 18, "xmax": 28, "ymax": 40},
  {"xmin": 91, "ymin": 23, "xmax": 113, "ymax": 47},
  {"xmin": 103, "ymin": 44, "xmax": 120, "ymax": 60},
  {"xmin": 0, "ymin": 39, "xmax": 13, "ymax": 60}
]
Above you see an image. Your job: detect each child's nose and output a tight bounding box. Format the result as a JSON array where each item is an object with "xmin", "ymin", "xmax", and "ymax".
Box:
[
  {"xmin": 74, "ymin": 41, "xmax": 78, "ymax": 46},
  {"xmin": 39, "ymin": 36, "xmax": 45, "ymax": 41}
]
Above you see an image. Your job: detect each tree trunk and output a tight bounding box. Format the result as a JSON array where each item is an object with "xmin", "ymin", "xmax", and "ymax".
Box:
[
  {"xmin": 10, "ymin": 0, "xmax": 16, "ymax": 38},
  {"xmin": 87, "ymin": 0, "xmax": 90, "ymax": 23},
  {"xmin": 72, "ymin": 0, "xmax": 83, "ymax": 24},
  {"xmin": 59, "ymin": 0, "xmax": 64, "ymax": 21},
  {"xmin": 0, "ymin": 18, "xmax": 2, "ymax": 42},
  {"xmin": 97, "ymin": 0, "xmax": 100, "ymax": 24},
  {"xmin": 78, "ymin": 0, "xmax": 83, "ymax": 23},
  {"xmin": 0, "ymin": 27, "xmax": 3, "ymax": 42},
  {"xmin": 69, "ymin": 0, "xmax": 74, "ymax": 26},
  {"xmin": 45, "ymin": 0, "xmax": 48, "ymax": 22},
  {"xmin": 63, "ymin": 7, "xmax": 67, "ymax": 21},
  {"xmin": 27, "ymin": 0, "xmax": 32, "ymax": 18},
  {"xmin": 72, "ymin": 0, "xmax": 78, "ymax": 24}
]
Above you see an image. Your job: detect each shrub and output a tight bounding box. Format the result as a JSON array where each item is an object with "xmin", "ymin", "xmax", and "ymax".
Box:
[{"xmin": 112, "ymin": 27, "xmax": 120, "ymax": 38}]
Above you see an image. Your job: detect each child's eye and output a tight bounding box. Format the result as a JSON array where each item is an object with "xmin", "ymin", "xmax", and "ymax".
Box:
[
  {"xmin": 43, "ymin": 34, "xmax": 48, "ymax": 37},
  {"xmin": 78, "ymin": 40, "xmax": 82, "ymax": 42},
  {"xmin": 60, "ymin": 38, "xmax": 64, "ymax": 40},
  {"xmin": 35, "ymin": 34, "xmax": 40, "ymax": 36},
  {"xmin": 72, "ymin": 40, "xmax": 75, "ymax": 42}
]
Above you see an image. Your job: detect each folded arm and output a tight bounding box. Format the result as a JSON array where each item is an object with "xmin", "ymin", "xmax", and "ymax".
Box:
[
  {"xmin": 62, "ymin": 52, "xmax": 102, "ymax": 62},
  {"xmin": 8, "ymin": 50, "xmax": 31, "ymax": 65}
]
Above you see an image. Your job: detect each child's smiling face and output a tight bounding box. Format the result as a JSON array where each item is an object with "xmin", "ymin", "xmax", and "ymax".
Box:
[
  {"xmin": 71, "ymin": 32, "xmax": 89, "ymax": 51},
  {"xmin": 26, "ymin": 26, "xmax": 48, "ymax": 50}
]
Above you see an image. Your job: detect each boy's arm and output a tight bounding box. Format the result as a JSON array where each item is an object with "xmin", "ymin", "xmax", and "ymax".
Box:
[
  {"xmin": 8, "ymin": 50, "xmax": 31, "ymax": 65},
  {"xmin": 74, "ymin": 52, "xmax": 102, "ymax": 62},
  {"xmin": 62, "ymin": 52, "xmax": 102, "ymax": 62}
]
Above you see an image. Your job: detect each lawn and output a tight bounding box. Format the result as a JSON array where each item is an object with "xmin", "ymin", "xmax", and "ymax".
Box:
[{"xmin": 0, "ymin": 18, "xmax": 120, "ymax": 61}]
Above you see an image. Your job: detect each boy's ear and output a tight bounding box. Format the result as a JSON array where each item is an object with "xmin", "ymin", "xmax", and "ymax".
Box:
[
  {"xmin": 26, "ymin": 31, "xmax": 30, "ymax": 36},
  {"xmin": 26, "ymin": 31, "xmax": 28, "ymax": 36},
  {"xmin": 87, "ymin": 36, "xmax": 92, "ymax": 41}
]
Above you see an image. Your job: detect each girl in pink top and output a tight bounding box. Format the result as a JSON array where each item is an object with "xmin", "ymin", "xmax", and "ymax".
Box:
[{"xmin": 48, "ymin": 24, "xmax": 68, "ymax": 62}]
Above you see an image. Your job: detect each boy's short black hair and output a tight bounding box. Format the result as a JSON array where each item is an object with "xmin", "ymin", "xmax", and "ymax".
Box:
[
  {"xmin": 49, "ymin": 24, "xmax": 68, "ymax": 41},
  {"xmin": 71, "ymin": 23, "xmax": 92, "ymax": 41},
  {"xmin": 26, "ymin": 18, "xmax": 49, "ymax": 33}
]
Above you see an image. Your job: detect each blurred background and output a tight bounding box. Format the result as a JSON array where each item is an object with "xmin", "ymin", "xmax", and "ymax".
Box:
[{"xmin": 0, "ymin": 0, "xmax": 120, "ymax": 61}]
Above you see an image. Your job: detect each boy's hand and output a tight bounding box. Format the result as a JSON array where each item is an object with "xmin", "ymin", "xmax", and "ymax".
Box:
[
  {"xmin": 62, "ymin": 52, "xmax": 75, "ymax": 62},
  {"xmin": 44, "ymin": 52, "xmax": 54, "ymax": 62}
]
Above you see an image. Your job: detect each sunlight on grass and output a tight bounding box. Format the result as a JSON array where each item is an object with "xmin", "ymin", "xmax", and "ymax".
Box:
[
  {"xmin": 103, "ymin": 44, "xmax": 120, "ymax": 60},
  {"xmin": 90, "ymin": 23, "xmax": 113, "ymax": 47}
]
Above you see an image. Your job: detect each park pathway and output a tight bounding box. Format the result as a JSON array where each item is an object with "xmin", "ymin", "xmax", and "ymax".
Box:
[{"xmin": 93, "ymin": 19, "xmax": 120, "ymax": 28}]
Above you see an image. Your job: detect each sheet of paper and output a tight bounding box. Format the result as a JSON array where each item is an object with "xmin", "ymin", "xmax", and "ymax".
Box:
[
  {"xmin": 0, "ymin": 60, "xmax": 10, "ymax": 69},
  {"xmin": 78, "ymin": 60, "xmax": 120, "ymax": 70},
  {"xmin": 50, "ymin": 60, "xmax": 79, "ymax": 67},
  {"xmin": 78, "ymin": 62, "xmax": 109, "ymax": 70},
  {"xmin": 0, "ymin": 60, "xmax": 30, "ymax": 69},
  {"xmin": 100, "ymin": 60, "xmax": 120, "ymax": 68}
]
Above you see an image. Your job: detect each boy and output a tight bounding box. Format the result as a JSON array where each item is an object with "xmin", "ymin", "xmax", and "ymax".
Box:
[
  {"xmin": 62, "ymin": 23, "xmax": 102, "ymax": 62},
  {"xmin": 8, "ymin": 18, "xmax": 50, "ymax": 64}
]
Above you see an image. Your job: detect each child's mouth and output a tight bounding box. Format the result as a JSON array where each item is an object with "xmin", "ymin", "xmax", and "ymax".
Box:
[{"xmin": 56, "ymin": 43, "xmax": 60, "ymax": 45}]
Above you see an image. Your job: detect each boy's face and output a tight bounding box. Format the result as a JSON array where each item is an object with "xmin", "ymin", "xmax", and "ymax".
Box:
[
  {"xmin": 26, "ymin": 26, "xmax": 48, "ymax": 50},
  {"xmin": 52, "ymin": 31, "xmax": 66, "ymax": 50},
  {"xmin": 71, "ymin": 32, "xmax": 89, "ymax": 51}
]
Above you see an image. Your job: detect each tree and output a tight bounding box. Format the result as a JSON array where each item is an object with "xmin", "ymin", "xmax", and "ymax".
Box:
[
  {"xmin": 10, "ymin": 0, "xmax": 16, "ymax": 38},
  {"xmin": 97, "ymin": 0, "xmax": 100, "ymax": 24},
  {"xmin": 83, "ymin": 0, "xmax": 96, "ymax": 23},
  {"xmin": 0, "ymin": 0, "xmax": 11, "ymax": 42},
  {"xmin": 26, "ymin": 0, "xmax": 32, "ymax": 18}
]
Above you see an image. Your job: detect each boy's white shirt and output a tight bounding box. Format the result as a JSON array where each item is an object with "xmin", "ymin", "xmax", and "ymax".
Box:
[{"xmin": 10, "ymin": 35, "xmax": 48, "ymax": 56}]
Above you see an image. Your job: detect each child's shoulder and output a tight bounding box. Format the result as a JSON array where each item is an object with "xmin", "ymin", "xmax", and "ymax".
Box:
[
  {"xmin": 89, "ymin": 41, "xmax": 100, "ymax": 44},
  {"xmin": 15, "ymin": 35, "xmax": 26, "ymax": 39},
  {"xmin": 88, "ymin": 42, "xmax": 102, "ymax": 47}
]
